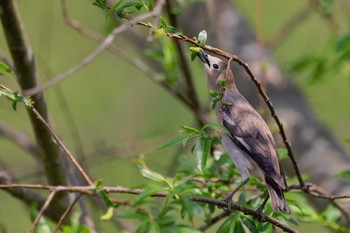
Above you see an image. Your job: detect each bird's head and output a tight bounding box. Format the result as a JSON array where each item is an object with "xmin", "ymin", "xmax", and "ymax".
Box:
[{"xmin": 197, "ymin": 50, "xmax": 236, "ymax": 91}]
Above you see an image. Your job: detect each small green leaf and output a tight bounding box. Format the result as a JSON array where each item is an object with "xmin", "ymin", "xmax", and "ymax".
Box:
[
  {"xmin": 101, "ymin": 207, "xmax": 114, "ymax": 221},
  {"xmin": 117, "ymin": 1, "xmax": 139, "ymax": 18},
  {"xmin": 193, "ymin": 137, "xmax": 211, "ymax": 172},
  {"xmin": 153, "ymin": 28, "xmax": 166, "ymax": 38},
  {"xmin": 0, "ymin": 62, "xmax": 13, "ymax": 75},
  {"xmin": 149, "ymin": 220, "xmax": 161, "ymax": 233},
  {"xmin": 242, "ymin": 216, "xmax": 259, "ymax": 233},
  {"xmin": 191, "ymin": 52, "xmax": 197, "ymax": 61},
  {"xmin": 217, "ymin": 79, "xmax": 227, "ymax": 88},
  {"xmin": 136, "ymin": 155, "xmax": 167, "ymax": 183},
  {"xmin": 100, "ymin": 190, "xmax": 114, "ymax": 207},
  {"xmin": 131, "ymin": 185, "xmax": 164, "ymax": 205},
  {"xmin": 180, "ymin": 196, "xmax": 194, "ymax": 221},
  {"xmin": 197, "ymin": 30, "xmax": 207, "ymax": 46},
  {"xmin": 208, "ymin": 90, "xmax": 223, "ymax": 98},
  {"xmin": 92, "ymin": 0, "xmax": 107, "ymax": 9},
  {"xmin": 165, "ymin": 26, "xmax": 182, "ymax": 35},
  {"xmin": 189, "ymin": 47, "xmax": 201, "ymax": 54},
  {"xmin": 158, "ymin": 134, "xmax": 196, "ymax": 150},
  {"xmin": 135, "ymin": 220, "xmax": 150, "ymax": 233},
  {"xmin": 233, "ymin": 220, "xmax": 245, "ymax": 233},
  {"xmin": 158, "ymin": 16, "xmax": 168, "ymax": 29},
  {"xmin": 335, "ymin": 170, "xmax": 350, "ymax": 180},
  {"xmin": 106, "ymin": 0, "xmax": 124, "ymax": 18},
  {"xmin": 181, "ymin": 125, "xmax": 204, "ymax": 136}
]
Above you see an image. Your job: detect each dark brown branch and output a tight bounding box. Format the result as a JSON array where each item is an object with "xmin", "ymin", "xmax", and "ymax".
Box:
[
  {"xmin": 0, "ymin": 0, "xmax": 68, "ymax": 209},
  {"xmin": 0, "ymin": 171, "xmax": 66, "ymax": 222},
  {"xmin": 0, "ymin": 183, "xmax": 299, "ymax": 233}
]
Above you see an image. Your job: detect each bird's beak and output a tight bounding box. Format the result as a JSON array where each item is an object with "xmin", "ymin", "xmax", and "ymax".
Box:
[{"xmin": 198, "ymin": 50, "xmax": 210, "ymax": 67}]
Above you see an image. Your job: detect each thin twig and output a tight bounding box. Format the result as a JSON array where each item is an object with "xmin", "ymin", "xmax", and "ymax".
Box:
[
  {"xmin": 59, "ymin": 0, "xmax": 194, "ymax": 113},
  {"xmin": 0, "ymin": 183, "xmax": 299, "ymax": 233},
  {"xmin": 54, "ymin": 193, "xmax": 83, "ymax": 233},
  {"xmin": 24, "ymin": 0, "xmax": 166, "ymax": 96},
  {"xmin": 30, "ymin": 108, "xmax": 94, "ymax": 186},
  {"xmin": 28, "ymin": 191, "xmax": 56, "ymax": 233}
]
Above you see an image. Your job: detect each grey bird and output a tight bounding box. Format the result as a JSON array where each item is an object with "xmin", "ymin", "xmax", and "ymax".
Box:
[{"xmin": 197, "ymin": 50, "xmax": 290, "ymax": 213}]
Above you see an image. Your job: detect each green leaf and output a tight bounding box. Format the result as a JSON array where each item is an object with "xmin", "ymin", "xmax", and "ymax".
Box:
[
  {"xmin": 208, "ymin": 90, "xmax": 223, "ymax": 98},
  {"xmin": 335, "ymin": 170, "xmax": 350, "ymax": 180},
  {"xmin": 202, "ymin": 122, "xmax": 232, "ymax": 139},
  {"xmin": 181, "ymin": 125, "xmax": 204, "ymax": 136},
  {"xmin": 197, "ymin": 30, "xmax": 207, "ymax": 46},
  {"xmin": 180, "ymin": 196, "xmax": 194, "ymax": 221},
  {"xmin": 0, "ymin": 62, "xmax": 13, "ymax": 75},
  {"xmin": 117, "ymin": 1, "xmax": 139, "ymax": 18},
  {"xmin": 135, "ymin": 220, "xmax": 150, "ymax": 233},
  {"xmin": 193, "ymin": 137, "xmax": 211, "ymax": 172},
  {"xmin": 191, "ymin": 52, "xmax": 197, "ymax": 61},
  {"xmin": 149, "ymin": 220, "xmax": 161, "ymax": 233},
  {"xmin": 217, "ymin": 79, "xmax": 227, "ymax": 88},
  {"xmin": 165, "ymin": 26, "xmax": 182, "ymax": 35},
  {"xmin": 158, "ymin": 134, "xmax": 196, "ymax": 150},
  {"xmin": 158, "ymin": 16, "xmax": 168, "ymax": 29},
  {"xmin": 106, "ymin": 0, "xmax": 124, "ymax": 18},
  {"xmin": 92, "ymin": 0, "xmax": 107, "ymax": 9},
  {"xmin": 0, "ymin": 88, "xmax": 34, "ymax": 110},
  {"xmin": 233, "ymin": 220, "xmax": 245, "ymax": 233},
  {"xmin": 136, "ymin": 155, "xmax": 172, "ymax": 188},
  {"xmin": 100, "ymin": 190, "xmax": 114, "ymax": 207},
  {"xmin": 131, "ymin": 185, "xmax": 164, "ymax": 205},
  {"xmin": 242, "ymin": 216, "xmax": 259, "ymax": 233},
  {"xmin": 217, "ymin": 216, "xmax": 233, "ymax": 233},
  {"xmin": 189, "ymin": 47, "xmax": 201, "ymax": 54},
  {"xmin": 101, "ymin": 207, "xmax": 114, "ymax": 221}
]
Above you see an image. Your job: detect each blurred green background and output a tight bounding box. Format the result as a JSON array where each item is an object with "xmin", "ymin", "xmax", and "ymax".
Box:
[{"xmin": 0, "ymin": 0, "xmax": 349, "ymax": 232}]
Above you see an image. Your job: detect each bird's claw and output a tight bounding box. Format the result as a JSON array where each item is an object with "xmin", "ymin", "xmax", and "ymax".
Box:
[
  {"xmin": 254, "ymin": 207, "xmax": 266, "ymax": 222},
  {"xmin": 220, "ymin": 197, "xmax": 233, "ymax": 212}
]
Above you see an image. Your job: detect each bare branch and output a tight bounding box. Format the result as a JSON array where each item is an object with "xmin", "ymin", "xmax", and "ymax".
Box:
[
  {"xmin": 28, "ymin": 191, "xmax": 56, "ymax": 233},
  {"xmin": 0, "ymin": 183, "xmax": 299, "ymax": 233},
  {"xmin": 54, "ymin": 194, "xmax": 83, "ymax": 233}
]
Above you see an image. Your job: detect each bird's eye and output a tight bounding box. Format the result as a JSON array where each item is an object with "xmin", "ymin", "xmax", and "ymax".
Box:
[{"xmin": 213, "ymin": 64, "xmax": 219, "ymax": 69}]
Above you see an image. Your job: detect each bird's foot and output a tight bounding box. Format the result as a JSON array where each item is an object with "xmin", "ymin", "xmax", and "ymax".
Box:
[
  {"xmin": 254, "ymin": 207, "xmax": 266, "ymax": 222},
  {"xmin": 220, "ymin": 197, "xmax": 233, "ymax": 212}
]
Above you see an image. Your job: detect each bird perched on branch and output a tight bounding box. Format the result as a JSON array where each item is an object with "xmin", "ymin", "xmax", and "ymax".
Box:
[{"xmin": 197, "ymin": 50, "xmax": 290, "ymax": 213}]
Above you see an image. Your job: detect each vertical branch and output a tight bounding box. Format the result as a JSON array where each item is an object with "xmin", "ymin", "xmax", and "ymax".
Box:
[{"xmin": 0, "ymin": 0, "xmax": 68, "ymax": 206}]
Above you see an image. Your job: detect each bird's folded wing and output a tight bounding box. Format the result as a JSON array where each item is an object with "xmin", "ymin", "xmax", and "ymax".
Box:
[{"xmin": 222, "ymin": 103, "xmax": 285, "ymax": 188}]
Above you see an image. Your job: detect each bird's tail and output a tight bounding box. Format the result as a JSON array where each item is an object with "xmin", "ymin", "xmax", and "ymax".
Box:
[{"xmin": 265, "ymin": 177, "xmax": 290, "ymax": 213}]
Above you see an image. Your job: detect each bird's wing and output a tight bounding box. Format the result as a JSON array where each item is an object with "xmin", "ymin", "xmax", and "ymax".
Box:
[{"xmin": 221, "ymin": 92, "xmax": 285, "ymax": 188}]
